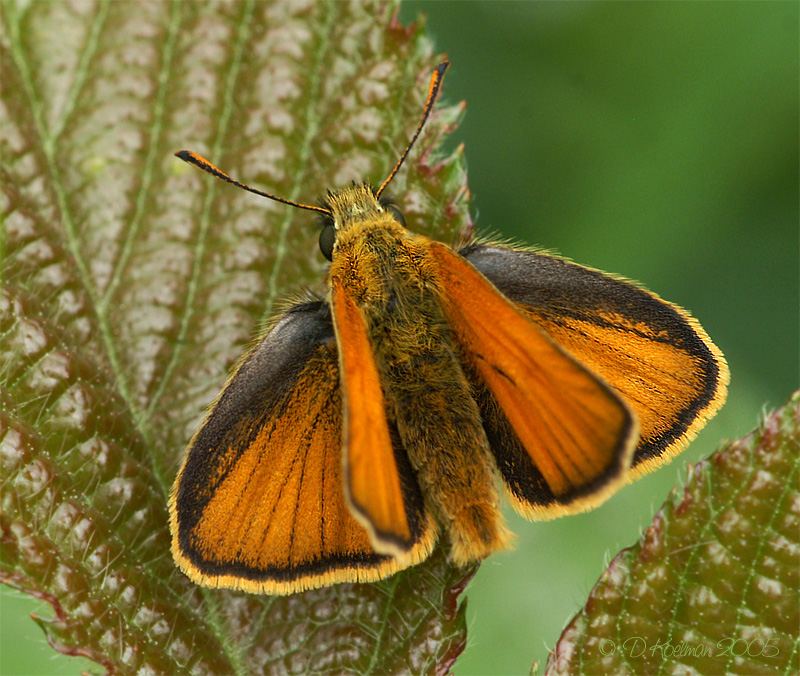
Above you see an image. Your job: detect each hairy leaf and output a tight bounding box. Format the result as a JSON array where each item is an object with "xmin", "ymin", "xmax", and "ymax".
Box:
[
  {"xmin": 0, "ymin": 1, "xmax": 474, "ymax": 674},
  {"xmin": 547, "ymin": 392, "xmax": 800, "ymax": 676}
]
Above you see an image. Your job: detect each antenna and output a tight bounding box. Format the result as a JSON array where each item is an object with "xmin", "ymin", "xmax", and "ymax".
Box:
[
  {"xmin": 376, "ymin": 60, "xmax": 449, "ymax": 198},
  {"xmin": 173, "ymin": 150, "xmax": 331, "ymax": 215},
  {"xmin": 175, "ymin": 61, "xmax": 450, "ymax": 210}
]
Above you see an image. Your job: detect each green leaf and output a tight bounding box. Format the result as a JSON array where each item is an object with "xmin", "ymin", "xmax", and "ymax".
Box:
[
  {"xmin": 1, "ymin": 1, "xmax": 473, "ymax": 673},
  {"xmin": 546, "ymin": 391, "xmax": 800, "ymax": 676}
]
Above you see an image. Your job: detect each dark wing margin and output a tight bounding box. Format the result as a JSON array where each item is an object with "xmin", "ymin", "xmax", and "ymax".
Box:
[{"xmin": 461, "ymin": 243, "xmax": 729, "ymax": 481}]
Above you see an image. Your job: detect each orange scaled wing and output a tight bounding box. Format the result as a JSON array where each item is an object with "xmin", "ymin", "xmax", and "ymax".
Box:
[
  {"xmin": 460, "ymin": 244, "xmax": 728, "ymax": 480},
  {"xmin": 331, "ymin": 278, "xmax": 433, "ymax": 559},
  {"xmin": 429, "ymin": 241, "xmax": 638, "ymax": 518},
  {"xmin": 169, "ymin": 301, "xmax": 432, "ymax": 595}
]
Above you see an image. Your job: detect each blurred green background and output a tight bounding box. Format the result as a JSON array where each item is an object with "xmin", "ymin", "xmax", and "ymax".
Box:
[{"xmin": 2, "ymin": 2, "xmax": 797, "ymax": 675}]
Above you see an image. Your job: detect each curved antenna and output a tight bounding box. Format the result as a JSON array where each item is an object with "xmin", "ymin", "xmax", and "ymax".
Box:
[
  {"xmin": 376, "ymin": 60, "xmax": 450, "ymax": 198},
  {"xmin": 174, "ymin": 150, "xmax": 331, "ymax": 215}
]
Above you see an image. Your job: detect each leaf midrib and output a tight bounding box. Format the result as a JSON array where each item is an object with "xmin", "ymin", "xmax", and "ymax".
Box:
[{"xmin": 146, "ymin": 2, "xmax": 345, "ymax": 675}]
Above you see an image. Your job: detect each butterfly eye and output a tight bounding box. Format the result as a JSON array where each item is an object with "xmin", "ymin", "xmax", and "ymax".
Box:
[
  {"xmin": 385, "ymin": 204, "xmax": 406, "ymax": 228},
  {"xmin": 319, "ymin": 224, "xmax": 335, "ymax": 261}
]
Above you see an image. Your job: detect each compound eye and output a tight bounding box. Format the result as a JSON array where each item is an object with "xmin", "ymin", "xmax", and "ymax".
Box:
[
  {"xmin": 319, "ymin": 224, "xmax": 335, "ymax": 261},
  {"xmin": 385, "ymin": 204, "xmax": 406, "ymax": 228}
]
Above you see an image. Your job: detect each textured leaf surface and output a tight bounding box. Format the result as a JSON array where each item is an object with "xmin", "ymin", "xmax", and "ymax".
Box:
[
  {"xmin": 0, "ymin": 1, "xmax": 474, "ymax": 674},
  {"xmin": 546, "ymin": 392, "xmax": 800, "ymax": 676}
]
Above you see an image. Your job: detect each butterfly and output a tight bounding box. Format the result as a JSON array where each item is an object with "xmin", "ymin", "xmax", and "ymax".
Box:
[{"xmin": 169, "ymin": 61, "xmax": 728, "ymax": 594}]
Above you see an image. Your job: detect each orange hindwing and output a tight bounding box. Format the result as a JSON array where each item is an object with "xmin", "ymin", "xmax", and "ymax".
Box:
[{"xmin": 429, "ymin": 241, "xmax": 639, "ymax": 518}]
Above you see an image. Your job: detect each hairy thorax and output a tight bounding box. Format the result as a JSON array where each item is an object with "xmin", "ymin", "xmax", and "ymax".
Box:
[
  {"xmin": 328, "ymin": 213, "xmax": 510, "ymax": 563},
  {"xmin": 330, "ymin": 217, "xmax": 450, "ymax": 383}
]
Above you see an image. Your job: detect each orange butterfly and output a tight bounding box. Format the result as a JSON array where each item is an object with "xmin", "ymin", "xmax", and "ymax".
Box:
[{"xmin": 169, "ymin": 62, "xmax": 728, "ymax": 595}]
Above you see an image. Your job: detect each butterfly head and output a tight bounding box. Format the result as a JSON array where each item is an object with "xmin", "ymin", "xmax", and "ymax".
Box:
[
  {"xmin": 174, "ymin": 61, "xmax": 447, "ymax": 263},
  {"xmin": 317, "ymin": 185, "xmax": 407, "ymax": 261}
]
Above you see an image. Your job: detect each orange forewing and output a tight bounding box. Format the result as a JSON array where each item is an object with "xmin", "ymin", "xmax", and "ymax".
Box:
[
  {"xmin": 429, "ymin": 241, "xmax": 638, "ymax": 509},
  {"xmin": 460, "ymin": 244, "xmax": 729, "ymax": 479},
  {"xmin": 169, "ymin": 305, "xmax": 430, "ymax": 594},
  {"xmin": 521, "ymin": 309, "xmax": 720, "ymax": 476},
  {"xmin": 331, "ymin": 278, "xmax": 422, "ymax": 556}
]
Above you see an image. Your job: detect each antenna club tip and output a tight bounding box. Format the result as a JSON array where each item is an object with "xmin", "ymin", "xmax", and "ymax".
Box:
[
  {"xmin": 436, "ymin": 60, "xmax": 450, "ymax": 74},
  {"xmin": 175, "ymin": 150, "xmax": 191, "ymax": 161}
]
